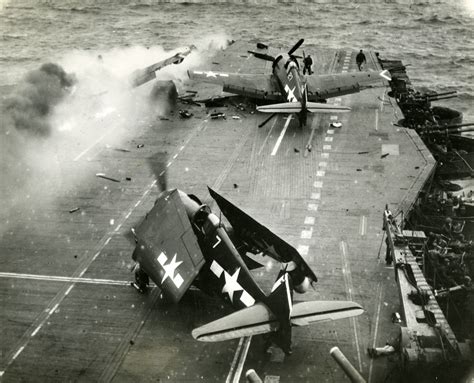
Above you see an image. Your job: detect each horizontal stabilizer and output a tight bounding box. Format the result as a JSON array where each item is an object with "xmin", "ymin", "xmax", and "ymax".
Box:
[
  {"xmin": 192, "ymin": 303, "xmax": 277, "ymax": 342},
  {"xmin": 306, "ymin": 102, "xmax": 351, "ymax": 113},
  {"xmin": 257, "ymin": 102, "xmax": 350, "ymax": 114},
  {"xmin": 291, "ymin": 300, "xmax": 363, "ymax": 326},
  {"xmin": 192, "ymin": 300, "xmax": 363, "ymax": 342}
]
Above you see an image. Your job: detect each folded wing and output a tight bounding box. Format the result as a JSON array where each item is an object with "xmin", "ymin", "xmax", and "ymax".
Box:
[
  {"xmin": 132, "ymin": 189, "xmax": 205, "ymax": 303},
  {"xmin": 208, "ymin": 187, "xmax": 317, "ymax": 284}
]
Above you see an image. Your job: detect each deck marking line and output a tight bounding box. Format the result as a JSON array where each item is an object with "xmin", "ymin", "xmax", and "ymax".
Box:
[
  {"xmin": 375, "ymin": 109, "xmax": 379, "ymax": 131},
  {"xmin": 321, "ymin": 152, "xmax": 329, "ymax": 159},
  {"xmin": 304, "ymin": 216, "xmax": 315, "ymax": 225},
  {"xmin": 73, "ymin": 130, "xmax": 110, "ymax": 162},
  {"xmin": 340, "ymin": 241, "xmax": 363, "ymax": 371},
  {"xmin": 258, "ymin": 116, "xmax": 278, "ymax": 155},
  {"xmin": 105, "ymin": 237, "xmax": 111, "ymax": 245},
  {"xmin": 12, "ymin": 346, "xmax": 24, "ymax": 361},
  {"xmin": 314, "ymin": 181, "xmax": 323, "ymax": 188},
  {"xmin": 325, "ymin": 136, "xmax": 333, "ymax": 142},
  {"xmin": 226, "ymin": 336, "xmax": 252, "ymax": 383},
  {"xmin": 369, "ymin": 284, "xmax": 384, "ymax": 383},
  {"xmin": 0, "ymin": 272, "xmax": 132, "ymax": 286},
  {"xmin": 271, "ymin": 115, "xmax": 292, "ymax": 156},
  {"xmin": 359, "ymin": 216, "xmax": 367, "ymax": 236},
  {"xmin": 31, "ymin": 324, "xmax": 42, "ymax": 337},
  {"xmin": 323, "ymin": 145, "xmax": 332, "ymax": 151}
]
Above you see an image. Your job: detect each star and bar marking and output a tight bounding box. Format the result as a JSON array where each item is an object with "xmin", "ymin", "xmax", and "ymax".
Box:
[
  {"xmin": 157, "ymin": 252, "xmax": 184, "ymax": 289},
  {"xmin": 210, "ymin": 261, "xmax": 255, "ymax": 307}
]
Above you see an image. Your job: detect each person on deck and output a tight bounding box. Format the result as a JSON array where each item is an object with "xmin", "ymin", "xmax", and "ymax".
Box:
[{"xmin": 356, "ymin": 49, "xmax": 366, "ymax": 71}]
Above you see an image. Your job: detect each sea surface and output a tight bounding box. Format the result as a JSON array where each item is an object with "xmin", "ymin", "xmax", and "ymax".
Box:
[{"xmin": 1, "ymin": 0, "xmax": 473, "ymax": 118}]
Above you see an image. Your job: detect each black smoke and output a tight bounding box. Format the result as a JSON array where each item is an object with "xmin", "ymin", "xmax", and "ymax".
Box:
[
  {"xmin": 0, "ymin": 63, "xmax": 75, "ymax": 225},
  {"xmin": 3, "ymin": 63, "xmax": 75, "ymax": 136}
]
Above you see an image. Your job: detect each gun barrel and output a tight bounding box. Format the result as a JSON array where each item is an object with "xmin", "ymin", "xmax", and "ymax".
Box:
[
  {"xmin": 428, "ymin": 95, "xmax": 458, "ymax": 101},
  {"xmin": 330, "ymin": 347, "xmax": 366, "ymax": 383},
  {"xmin": 427, "ymin": 90, "xmax": 457, "ymax": 98}
]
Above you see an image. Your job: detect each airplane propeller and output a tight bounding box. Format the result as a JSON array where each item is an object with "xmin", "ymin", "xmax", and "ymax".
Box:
[{"xmin": 288, "ymin": 38, "xmax": 304, "ymax": 56}]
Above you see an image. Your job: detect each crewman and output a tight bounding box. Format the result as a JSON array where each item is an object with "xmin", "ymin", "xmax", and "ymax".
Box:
[
  {"xmin": 356, "ymin": 49, "xmax": 366, "ymax": 71},
  {"xmin": 303, "ymin": 54, "xmax": 313, "ymax": 75}
]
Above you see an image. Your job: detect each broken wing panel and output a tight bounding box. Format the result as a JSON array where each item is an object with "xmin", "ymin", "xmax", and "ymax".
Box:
[
  {"xmin": 208, "ymin": 187, "xmax": 317, "ymax": 283},
  {"xmin": 306, "ymin": 71, "xmax": 386, "ymax": 100},
  {"xmin": 188, "ymin": 70, "xmax": 280, "ymax": 101},
  {"xmin": 133, "ymin": 189, "xmax": 205, "ymax": 303}
]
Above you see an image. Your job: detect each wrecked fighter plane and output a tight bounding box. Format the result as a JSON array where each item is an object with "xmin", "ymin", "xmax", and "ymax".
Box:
[{"xmin": 130, "ymin": 187, "xmax": 363, "ymax": 355}]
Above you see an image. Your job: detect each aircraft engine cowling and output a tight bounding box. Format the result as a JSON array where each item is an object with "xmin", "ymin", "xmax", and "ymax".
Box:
[{"xmin": 290, "ymin": 271, "xmax": 311, "ymax": 294}]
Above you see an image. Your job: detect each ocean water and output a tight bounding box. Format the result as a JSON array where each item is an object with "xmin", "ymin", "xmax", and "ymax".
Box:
[{"xmin": 1, "ymin": 0, "xmax": 473, "ymax": 118}]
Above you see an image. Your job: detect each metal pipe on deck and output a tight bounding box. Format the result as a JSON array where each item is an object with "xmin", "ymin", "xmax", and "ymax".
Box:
[{"xmin": 330, "ymin": 347, "xmax": 366, "ymax": 383}]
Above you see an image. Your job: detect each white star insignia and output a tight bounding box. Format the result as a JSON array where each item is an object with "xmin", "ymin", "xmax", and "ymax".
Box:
[
  {"xmin": 222, "ymin": 267, "xmax": 243, "ymax": 302},
  {"xmin": 161, "ymin": 254, "xmax": 183, "ymax": 284}
]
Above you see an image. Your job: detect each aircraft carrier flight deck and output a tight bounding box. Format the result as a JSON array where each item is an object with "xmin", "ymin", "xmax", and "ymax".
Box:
[{"xmin": 1, "ymin": 41, "xmax": 436, "ymax": 382}]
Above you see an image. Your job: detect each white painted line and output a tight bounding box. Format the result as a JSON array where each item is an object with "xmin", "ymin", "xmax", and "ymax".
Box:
[
  {"xmin": 342, "ymin": 70, "xmax": 347, "ymax": 73},
  {"xmin": 226, "ymin": 336, "xmax": 252, "ymax": 383},
  {"xmin": 125, "ymin": 211, "xmax": 131, "ymax": 219},
  {"xmin": 50, "ymin": 303, "xmax": 59, "ymax": 315},
  {"xmin": 271, "ymin": 116, "xmax": 292, "ymax": 156},
  {"xmin": 330, "ymin": 116, "xmax": 338, "ymax": 121},
  {"xmin": 316, "ymin": 170, "xmax": 326, "ymax": 177},
  {"xmin": 258, "ymin": 117, "xmax": 278, "ymax": 155},
  {"xmin": 173, "ymin": 153, "xmax": 178, "ymax": 159},
  {"xmin": 311, "ymin": 192, "xmax": 321, "ymax": 200},
  {"xmin": 313, "ymin": 181, "xmax": 323, "ymax": 188},
  {"xmin": 340, "ymin": 241, "xmax": 363, "ymax": 371},
  {"xmin": 297, "ymin": 245, "xmax": 309, "ymax": 256},
  {"xmin": 73, "ymin": 130, "xmax": 110, "ymax": 162},
  {"xmin": 134, "ymin": 201, "xmax": 141, "ymax": 208},
  {"xmin": 179, "ymin": 145, "xmax": 185, "ymax": 151},
  {"xmin": 304, "ymin": 217, "xmax": 315, "ymax": 225},
  {"xmin": 114, "ymin": 224, "xmax": 122, "ymax": 232},
  {"xmin": 324, "ymin": 137, "xmax": 333, "ymax": 142},
  {"xmin": 301, "ymin": 228, "xmax": 313, "ymax": 239},
  {"xmin": 319, "ymin": 161, "xmax": 327, "ymax": 168},
  {"xmin": 92, "ymin": 251, "xmax": 100, "ymax": 261},
  {"xmin": 0, "ymin": 371, "xmax": 4, "ymax": 377},
  {"xmin": 323, "ymin": 145, "xmax": 332, "ymax": 151},
  {"xmin": 31, "ymin": 324, "xmax": 43, "ymax": 337},
  {"xmin": 375, "ymin": 108, "xmax": 379, "ymax": 131},
  {"xmin": 359, "ymin": 216, "xmax": 367, "ymax": 236},
  {"xmin": 335, "ymin": 98, "xmax": 342, "ymax": 103},
  {"xmin": 368, "ymin": 284, "xmax": 383, "ymax": 383},
  {"xmin": 342, "ymin": 66, "xmax": 349, "ymax": 70},
  {"xmin": 321, "ymin": 152, "xmax": 329, "ymax": 159},
  {"xmin": 12, "ymin": 346, "xmax": 24, "ymax": 361},
  {"xmin": 105, "ymin": 237, "xmax": 111, "ymax": 245},
  {"xmin": 307, "ymin": 204, "xmax": 319, "ymax": 212},
  {"xmin": 0, "ymin": 272, "xmax": 133, "ymax": 286},
  {"xmin": 166, "ymin": 162, "xmax": 172, "ymax": 168},
  {"xmin": 327, "ymin": 129, "xmax": 334, "ymax": 135}
]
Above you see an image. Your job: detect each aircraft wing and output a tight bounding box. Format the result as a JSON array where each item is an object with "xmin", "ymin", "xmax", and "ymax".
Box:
[
  {"xmin": 188, "ymin": 70, "xmax": 281, "ymax": 101},
  {"xmin": 129, "ymin": 46, "xmax": 193, "ymax": 88},
  {"xmin": 192, "ymin": 300, "xmax": 363, "ymax": 342},
  {"xmin": 208, "ymin": 187, "xmax": 317, "ymax": 283},
  {"xmin": 132, "ymin": 189, "xmax": 205, "ymax": 303},
  {"xmin": 306, "ymin": 70, "xmax": 391, "ymax": 100}
]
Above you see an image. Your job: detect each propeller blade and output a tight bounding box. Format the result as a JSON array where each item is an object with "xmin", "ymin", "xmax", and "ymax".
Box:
[
  {"xmin": 248, "ymin": 51, "xmax": 275, "ymax": 62},
  {"xmin": 288, "ymin": 39, "xmax": 304, "ymax": 56}
]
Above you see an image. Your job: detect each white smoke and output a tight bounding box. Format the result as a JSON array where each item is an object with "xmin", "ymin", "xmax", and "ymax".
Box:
[{"xmin": 0, "ymin": 34, "xmax": 232, "ymax": 234}]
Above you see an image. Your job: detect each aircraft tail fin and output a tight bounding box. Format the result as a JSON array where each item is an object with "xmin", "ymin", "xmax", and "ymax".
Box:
[{"xmin": 257, "ymin": 102, "xmax": 350, "ymax": 114}]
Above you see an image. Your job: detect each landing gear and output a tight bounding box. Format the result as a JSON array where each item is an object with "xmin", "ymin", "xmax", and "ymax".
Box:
[{"xmin": 131, "ymin": 265, "xmax": 149, "ymax": 294}]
